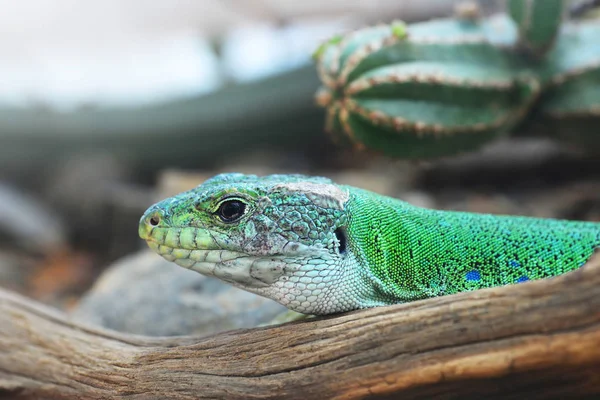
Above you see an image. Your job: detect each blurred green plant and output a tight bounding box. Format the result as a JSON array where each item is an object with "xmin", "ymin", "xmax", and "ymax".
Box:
[{"xmin": 314, "ymin": 0, "xmax": 600, "ymax": 158}]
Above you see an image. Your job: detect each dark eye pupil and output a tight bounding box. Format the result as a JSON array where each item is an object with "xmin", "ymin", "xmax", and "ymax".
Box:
[{"xmin": 219, "ymin": 200, "xmax": 245, "ymax": 222}]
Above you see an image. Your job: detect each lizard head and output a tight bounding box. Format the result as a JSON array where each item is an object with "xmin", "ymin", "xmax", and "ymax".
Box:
[{"xmin": 139, "ymin": 173, "xmax": 358, "ymax": 314}]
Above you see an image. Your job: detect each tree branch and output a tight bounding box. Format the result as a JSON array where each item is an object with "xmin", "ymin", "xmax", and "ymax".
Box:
[{"xmin": 2, "ymin": 255, "xmax": 600, "ymax": 399}]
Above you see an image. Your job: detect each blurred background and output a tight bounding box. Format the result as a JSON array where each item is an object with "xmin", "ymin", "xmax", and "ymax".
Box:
[{"xmin": 1, "ymin": 0, "xmax": 599, "ymax": 337}]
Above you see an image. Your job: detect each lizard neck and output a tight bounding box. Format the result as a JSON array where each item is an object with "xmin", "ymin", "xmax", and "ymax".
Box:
[{"xmin": 344, "ymin": 188, "xmax": 432, "ymax": 305}]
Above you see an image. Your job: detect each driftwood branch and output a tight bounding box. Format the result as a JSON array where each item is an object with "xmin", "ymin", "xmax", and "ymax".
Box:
[{"xmin": 2, "ymin": 256, "xmax": 600, "ymax": 399}]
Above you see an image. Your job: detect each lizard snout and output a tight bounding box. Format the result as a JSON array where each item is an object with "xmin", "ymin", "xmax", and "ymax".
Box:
[{"xmin": 139, "ymin": 206, "xmax": 167, "ymax": 240}]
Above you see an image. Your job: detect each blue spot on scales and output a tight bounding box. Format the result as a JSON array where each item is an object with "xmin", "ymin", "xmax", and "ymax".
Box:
[
  {"xmin": 438, "ymin": 220, "xmax": 452, "ymax": 228},
  {"xmin": 465, "ymin": 270, "xmax": 481, "ymax": 281},
  {"xmin": 570, "ymin": 232, "xmax": 582, "ymax": 240},
  {"xmin": 517, "ymin": 276, "xmax": 529, "ymax": 283},
  {"xmin": 509, "ymin": 260, "xmax": 520, "ymax": 268}
]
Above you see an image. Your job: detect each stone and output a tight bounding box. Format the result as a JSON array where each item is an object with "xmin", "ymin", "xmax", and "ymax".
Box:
[{"xmin": 72, "ymin": 250, "xmax": 287, "ymax": 336}]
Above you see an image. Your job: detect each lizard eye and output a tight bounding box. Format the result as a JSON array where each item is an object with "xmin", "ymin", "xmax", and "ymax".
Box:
[{"xmin": 217, "ymin": 199, "xmax": 246, "ymax": 223}]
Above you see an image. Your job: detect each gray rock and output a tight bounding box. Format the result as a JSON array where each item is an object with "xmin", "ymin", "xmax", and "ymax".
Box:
[
  {"xmin": 0, "ymin": 183, "xmax": 66, "ymax": 255},
  {"xmin": 72, "ymin": 250, "xmax": 287, "ymax": 336}
]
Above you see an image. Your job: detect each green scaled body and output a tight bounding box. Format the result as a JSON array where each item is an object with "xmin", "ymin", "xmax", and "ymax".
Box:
[
  {"xmin": 509, "ymin": 0, "xmax": 565, "ymax": 58},
  {"xmin": 315, "ymin": 16, "xmax": 539, "ymax": 159},
  {"xmin": 139, "ymin": 174, "xmax": 600, "ymax": 314},
  {"xmin": 346, "ymin": 187, "xmax": 599, "ymax": 301}
]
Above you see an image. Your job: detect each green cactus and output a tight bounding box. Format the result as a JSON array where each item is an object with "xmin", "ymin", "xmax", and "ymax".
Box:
[
  {"xmin": 315, "ymin": 16, "xmax": 539, "ymax": 159},
  {"xmin": 509, "ymin": 0, "xmax": 565, "ymax": 58},
  {"xmin": 314, "ymin": 1, "xmax": 600, "ymax": 159},
  {"xmin": 535, "ymin": 20, "xmax": 600, "ymax": 149}
]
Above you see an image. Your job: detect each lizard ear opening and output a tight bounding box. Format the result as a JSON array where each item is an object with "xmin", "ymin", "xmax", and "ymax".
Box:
[{"xmin": 335, "ymin": 227, "xmax": 347, "ymax": 255}]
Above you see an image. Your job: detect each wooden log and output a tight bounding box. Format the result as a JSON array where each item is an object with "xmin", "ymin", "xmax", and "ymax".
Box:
[{"xmin": 1, "ymin": 255, "xmax": 600, "ymax": 399}]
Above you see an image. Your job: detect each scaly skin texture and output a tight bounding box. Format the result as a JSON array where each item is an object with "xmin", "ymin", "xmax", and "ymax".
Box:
[{"xmin": 139, "ymin": 173, "xmax": 600, "ymax": 315}]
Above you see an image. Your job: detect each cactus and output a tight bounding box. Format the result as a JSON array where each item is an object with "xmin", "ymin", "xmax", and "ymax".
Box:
[
  {"xmin": 535, "ymin": 20, "xmax": 600, "ymax": 149},
  {"xmin": 314, "ymin": 1, "xmax": 600, "ymax": 159},
  {"xmin": 314, "ymin": 16, "xmax": 539, "ymax": 158},
  {"xmin": 509, "ymin": 0, "xmax": 565, "ymax": 58}
]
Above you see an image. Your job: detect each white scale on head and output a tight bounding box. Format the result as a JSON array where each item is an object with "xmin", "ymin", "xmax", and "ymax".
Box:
[{"xmin": 272, "ymin": 181, "xmax": 350, "ymax": 210}]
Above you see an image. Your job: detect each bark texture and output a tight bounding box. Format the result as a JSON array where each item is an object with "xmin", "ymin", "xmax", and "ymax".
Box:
[{"xmin": 1, "ymin": 254, "xmax": 600, "ymax": 399}]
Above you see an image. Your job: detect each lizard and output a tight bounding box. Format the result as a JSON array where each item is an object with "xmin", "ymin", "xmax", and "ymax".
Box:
[{"xmin": 139, "ymin": 173, "xmax": 600, "ymax": 315}]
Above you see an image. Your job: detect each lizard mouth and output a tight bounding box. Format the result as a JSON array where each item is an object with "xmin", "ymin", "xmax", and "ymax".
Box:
[
  {"xmin": 144, "ymin": 239, "xmax": 246, "ymax": 264},
  {"xmin": 144, "ymin": 240, "xmax": 286, "ymax": 288}
]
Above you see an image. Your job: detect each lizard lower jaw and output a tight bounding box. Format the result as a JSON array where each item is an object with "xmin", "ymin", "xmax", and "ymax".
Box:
[{"xmin": 144, "ymin": 241, "xmax": 285, "ymax": 289}]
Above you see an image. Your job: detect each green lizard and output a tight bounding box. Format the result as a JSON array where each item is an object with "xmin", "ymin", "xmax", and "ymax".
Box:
[{"xmin": 139, "ymin": 173, "xmax": 600, "ymax": 315}]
